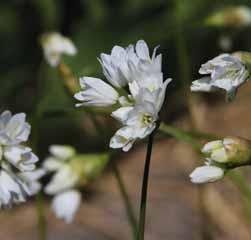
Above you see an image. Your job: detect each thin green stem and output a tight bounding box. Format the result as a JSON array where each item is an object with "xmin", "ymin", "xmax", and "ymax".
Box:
[
  {"xmin": 111, "ymin": 162, "xmax": 138, "ymax": 239},
  {"xmin": 36, "ymin": 192, "xmax": 46, "ymax": 240},
  {"xmin": 137, "ymin": 125, "xmax": 158, "ymax": 240}
]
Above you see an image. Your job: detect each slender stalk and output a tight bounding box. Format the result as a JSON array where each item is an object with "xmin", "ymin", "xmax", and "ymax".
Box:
[
  {"xmin": 36, "ymin": 192, "xmax": 46, "ymax": 240},
  {"xmin": 111, "ymin": 162, "xmax": 138, "ymax": 239},
  {"xmin": 137, "ymin": 126, "xmax": 158, "ymax": 240},
  {"xmin": 32, "ymin": 62, "xmax": 47, "ymax": 240},
  {"xmin": 58, "ymin": 62, "xmax": 79, "ymax": 94}
]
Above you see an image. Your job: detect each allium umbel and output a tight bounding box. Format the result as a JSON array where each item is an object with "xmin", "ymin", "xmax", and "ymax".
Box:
[
  {"xmin": 74, "ymin": 40, "xmax": 172, "ymax": 151},
  {"xmin": 190, "ymin": 137, "xmax": 251, "ymax": 184}
]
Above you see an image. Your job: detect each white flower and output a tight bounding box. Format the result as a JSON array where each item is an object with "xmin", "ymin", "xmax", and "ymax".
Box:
[
  {"xmin": 49, "ymin": 145, "xmax": 76, "ymax": 160},
  {"xmin": 75, "ymin": 40, "xmax": 171, "ymax": 152},
  {"xmin": 19, "ymin": 169, "xmax": 45, "ymax": 195},
  {"xmin": 0, "ymin": 110, "xmax": 40, "ymax": 208},
  {"xmin": 129, "ymin": 40, "xmax": 162, "ymax": 76},
  {"xmin": 109, "ymin": 126, "xmax": 136, "ymax": 152},
  {"xmin": 0, "ymin": 111, "xmax": 30, "ymax": 146},
  {"xmin": 41, "ymin": 32, "xmax": 77, "ymax": 67},
  {"xmin": 191, "ymin": 54, "xmax": 249, "ymax": 101},
  {"xmin": 45, "ymin": 165, "xmax": 79, "ymax": 194},
  {"xmin": 74, "ymin": 77, "xmax": 119, "ymax": 107},
  {"xmin": 124, "ymin": 101, "xmax": 158, "ymax": 139},
  {"xmin": 99, "ymin": 40, "xmax": 162, "ymax": 88},
  {"xmin": 43, "ymin": 145, "xmax": 79, "ymax": 194},
  {"xmin": 0, "ymin": 169, "xmax": 28, "ymax": 208},
  {"xmin": 4, "ymin": 146, "xmax": 38, "ymax": 171},
  {"xmin": 190, "ymin": 166, "xmax": 224, "ymax": 184},
  {"xmin": 99, "ymin": 45, "xmax": 134, "ymax": 88},
  {"xmin": 52, "ymin": 190, "xmax": 81, "ymax": 223}
]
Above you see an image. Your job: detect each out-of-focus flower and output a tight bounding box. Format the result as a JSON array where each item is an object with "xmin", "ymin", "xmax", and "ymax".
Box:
[
  {"xmin": 4, "ymin": 146, "xmax": 38, "ymax": 171},
  {"xmin": 191, "ymin": 53, "xmax": 250, "ymax": 101},
  {"xmin": 190, "ymin": 136, "xmax": 251, "ymax": 184},
  {"xmin": 75, "ymin": 40, "xmax": 172, "ymax": 151},
  {"xmin": 190, "ymin": 166, "xmax": 224, "ymax": 184},
  {"xmin": 219, "ymin": 35, "xmax": 232, "ymax": 51},
  {"xmin": 52, "ymin": 190, "xmax": 81, "ymax": 223},
  {"xmin": 206, "ymin": 6, "xmax": 251, "ymax": 28},
  {"xmin": 40, "ymin": 32, "xmax": 77, "ymax": 67},
  {"xmin": 19, "ymin": 169, "xmax": 45, "ymax": 195},
  {"xmin": 44, "ymin": 145, "xmax": 109, "ymax": 223},
  {"xmin": 0, "ymin": 169, "xmax": 27, "ymax": 208},
  {"xmin": 0, "ymin": 110, "xmax": 41, "ymax": 208},
  {"xmin": 0, "ymin": 111, "xmax": 30, "ymax": 145}
]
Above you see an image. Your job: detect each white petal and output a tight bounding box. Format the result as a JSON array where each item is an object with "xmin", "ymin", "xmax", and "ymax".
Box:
[
  {"xmin": 52, "ymin": 190, "xmax": 81, "ymax": 223},
  {"xmin": 45, "ymin": 166, "xmax": 79, "ymax": 194},
  {"xmin": 191, "ymin": 77, "xmax": 215, "ymax": 92},
  {"xmin": 111, "ymin": 107, "xmax": 133, "ymax": 123},
  {"xmin": 109, "ymin": 126, "xmax": 136, "ymax": 152},
  {"xmin": 43, "ymin": 157, "xmax": 64, "ymax": 171},
  {"xmin": 136, "ymin": 40, "xmax": 150, "ymax": 60},
  {"xmin": 49, "ymin": 145, "xmax": 76, "ymax": 160},
  {"xmin": 4, "ymin": 146, "xmax": 38, "ymax": 171},
  {"xmin": 75, "ymin": 77, "xmax": 119, "ymax": 107},
  {"xmin": 202, "ymin": 140, "xmax": 223, "ymax": 153},
  {"xmin": 190, "ymin": 166, "xmax": 224, "ymax": 184}
]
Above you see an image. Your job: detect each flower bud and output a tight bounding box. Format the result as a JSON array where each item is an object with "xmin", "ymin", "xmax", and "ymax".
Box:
[
  {"xmin": 190, "ymin": 166, "xmax": 224, "ymax": 184},
  {"xmin": 202, "ymin": 137, "xmax": 251, "ymax": 165},
  {"xmin": 205, "ymin": 6, "xmax": 251, "ymax": 28}
]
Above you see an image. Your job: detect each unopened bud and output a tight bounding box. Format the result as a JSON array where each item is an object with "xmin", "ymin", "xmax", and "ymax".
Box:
[
  {"xmin": 190, "ymin": 166, "xmax": 224, "ymax": 184},
  {"xmin": 202, "ymin": 137, "xmax": 251, "ymax": 165}
]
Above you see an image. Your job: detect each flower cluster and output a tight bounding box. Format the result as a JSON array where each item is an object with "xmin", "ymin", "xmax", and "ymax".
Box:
[
  {"xmin": 40, "ymin": 32, "xmax": 77, "ymax": 67},
  {"xmin": 191, "ymin": 53, "xmax": 250, "ymax": 101},
  {"xmin": 74, "ymin": 40, "xmax": 171, "ymax": 151},
  {"xmin": 43, "ymin": 145, "xmax": 109, "ymax": 223},
  {"xmin": 0, "ymin": 111, "xmax": 44, "ymax": 208},
  {"xmin": 190, "ymin": 137, "xmax": 251, "ymax": 184}
]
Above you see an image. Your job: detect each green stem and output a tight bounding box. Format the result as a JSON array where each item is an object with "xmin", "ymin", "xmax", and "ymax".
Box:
[
  {"xmin": 36, "ymin": 192, "xmax": 46, "ymax": 240},
  {"xmin": 159, "ymin": 122, "xmax": 203, "ymax": 151},
  {"xmin": 111, "ymin": 162, "xmax": 138, "ymax": 239},
  {"xmin": 137, "ymin": 125, "xmax": 158, "ymax": 240}
]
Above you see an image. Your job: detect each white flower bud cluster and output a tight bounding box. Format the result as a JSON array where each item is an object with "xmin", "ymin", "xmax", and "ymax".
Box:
[
  {"xmin": 74, "ymin": 40, "xmax": 172, "ymax": 151},
  {"xmin": 190, "ymin": 137, "xmax": 251, "ymax": 184}
]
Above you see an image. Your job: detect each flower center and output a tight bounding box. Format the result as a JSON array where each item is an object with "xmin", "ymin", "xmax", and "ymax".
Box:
[{"xmin": 142, "ymin": 113, "xmax": 153, "ymax": 125}]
